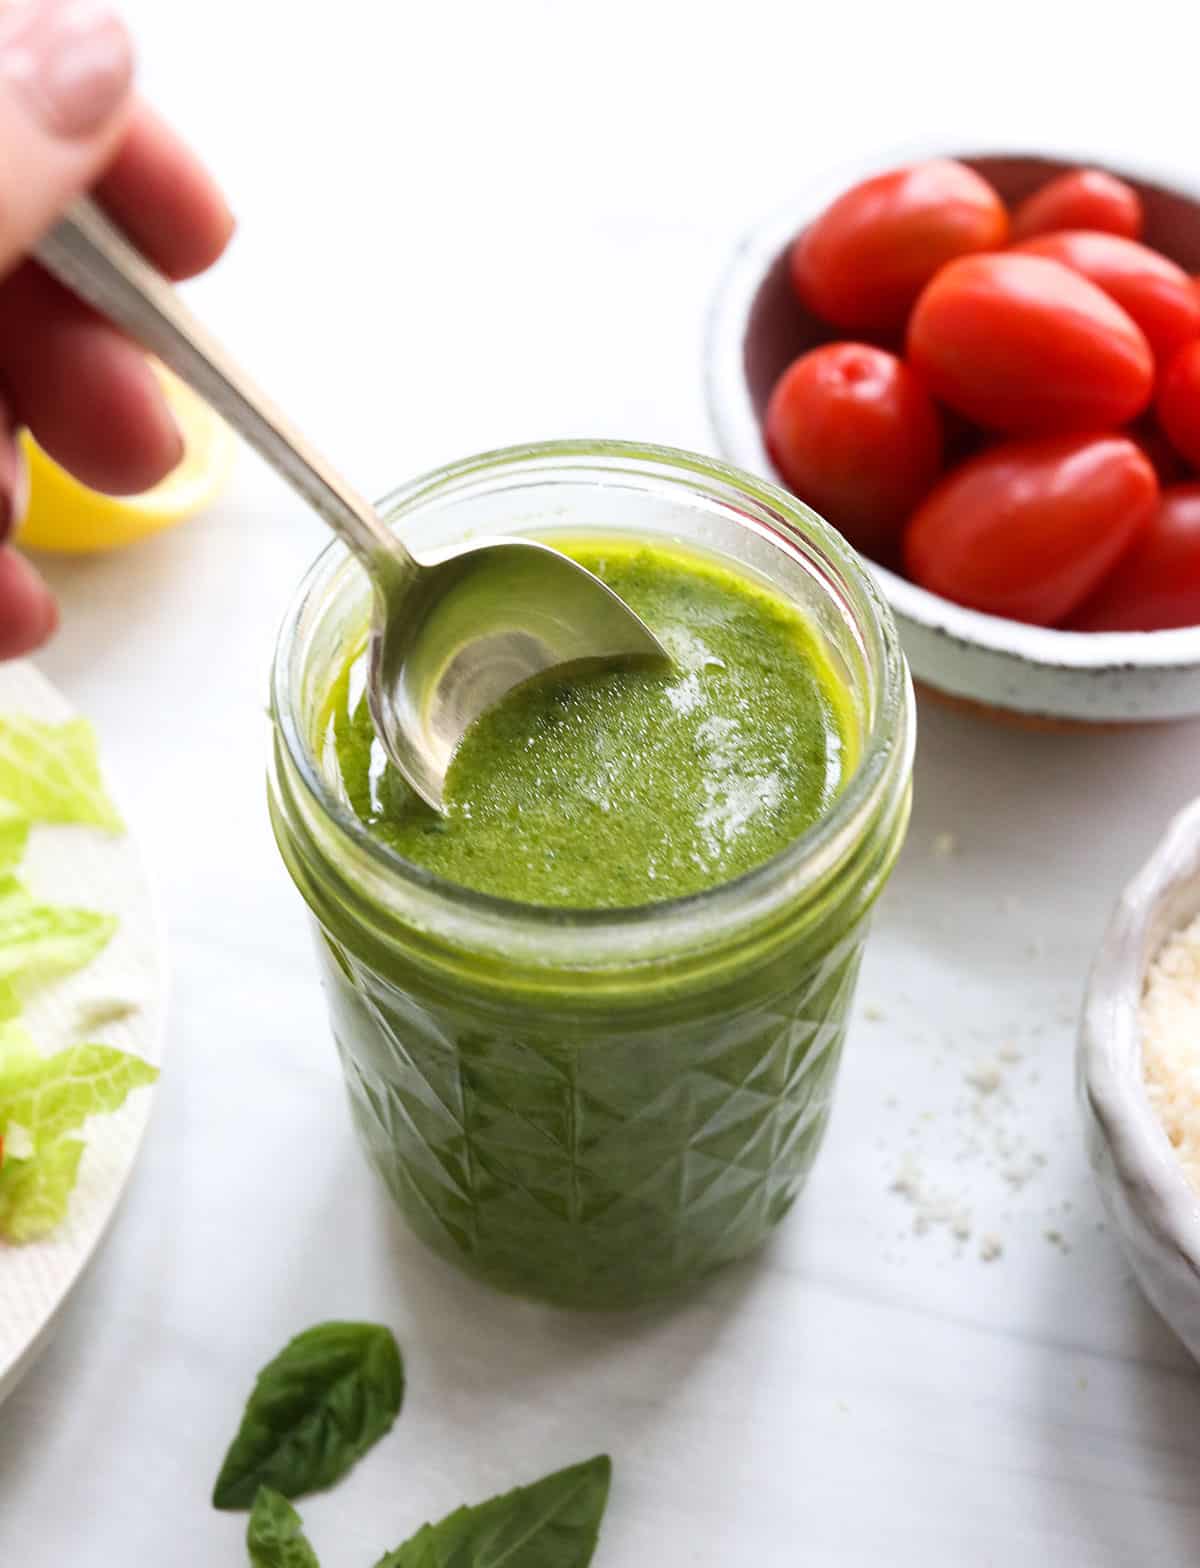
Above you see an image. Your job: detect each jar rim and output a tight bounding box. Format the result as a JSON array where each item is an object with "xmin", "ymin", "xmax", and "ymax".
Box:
[{"xmin": 270, "ymin": 438, "xmax": 914, "ymax": 952}]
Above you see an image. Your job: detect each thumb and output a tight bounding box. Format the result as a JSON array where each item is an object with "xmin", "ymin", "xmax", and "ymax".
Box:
[{"xmin": 0, "ymin": 0, "xmax": 133, "ymax": 278}]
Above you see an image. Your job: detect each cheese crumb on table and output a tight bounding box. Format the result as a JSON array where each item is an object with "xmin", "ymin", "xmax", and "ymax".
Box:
[
  {"xmin": 890, "ymin": 1153, "xmax": 973, "ymax": 1241},
  {"xmin": 880, "ymin": 1012, "xmax": 1061, "ymax": 1259},
  {"xmin": 965, "ymin": 1061, "xmax": 1003, "ymax": 1095}
]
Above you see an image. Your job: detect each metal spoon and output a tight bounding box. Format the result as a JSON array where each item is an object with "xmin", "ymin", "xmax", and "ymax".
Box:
[{"xmin": 34, "ymin": 199, "xmax": 668, "ymax": 812}]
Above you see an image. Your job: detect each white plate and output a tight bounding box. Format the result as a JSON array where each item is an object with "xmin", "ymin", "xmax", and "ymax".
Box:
[
  {"xmin": 0, "ymin": 661, "xmax": 166, "ymax": 1405},
  {"xmin": 704, "ymin": 147, "xmax": 1200, "ymax": 724}
]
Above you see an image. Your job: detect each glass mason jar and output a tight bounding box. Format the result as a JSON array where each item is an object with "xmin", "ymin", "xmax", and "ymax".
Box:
[{"xmin": 269, "ymin": 440, "xmax": 914, "ymax": 1310}]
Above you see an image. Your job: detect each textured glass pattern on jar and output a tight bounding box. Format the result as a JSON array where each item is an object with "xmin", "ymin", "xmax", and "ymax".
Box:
[{"xmin": 318, "ymin": 918, "xmax": 865, "ymax": 1308}]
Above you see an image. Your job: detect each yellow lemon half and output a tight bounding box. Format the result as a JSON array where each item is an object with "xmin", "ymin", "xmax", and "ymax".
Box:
[{"xmin": 17, "ymin": 364, "xmax": 235, "ymax": 554}]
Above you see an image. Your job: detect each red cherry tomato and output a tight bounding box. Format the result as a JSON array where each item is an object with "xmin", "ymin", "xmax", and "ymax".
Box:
[
  {"xmin": 1157, "ymin": 340, "xmax": 1200, "ymax": 467},
  {"xmin": 790, "ymin": 160, "xmax": 1007, "ymax": 333},
  {"xmin": 764, "ymin": 343, "xmax": 943, "ymax": 557},
  {"xmin": 903, "ymin": 435, "xmax": 1158, "ymax": 625},
  {"xmin": 1128, "ymin": 421, "xmax": 1190, "ymax": 484},
  {"xmin": 940, "ymin": 407, "xmax": 991, "ymax": 467},
  {"xmin": 1013, "ymin": 231, "xmax": 1200, "ymax": 367},
  {"xmin": 907, "ymin": 254, "xmax": 1154, "ymax": 434},
  {"xmin": 1010, "ymin": 169, "xmax": 1143, "ymax": 242},
  {"xmin": 1069, "ymin": 483, "xmax": 1200, "ymax": 630}
]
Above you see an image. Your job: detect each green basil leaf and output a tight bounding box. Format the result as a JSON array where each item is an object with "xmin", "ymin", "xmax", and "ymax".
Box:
[
  {"xmin": 246, "ymin": 1488, "xmax": 321, "ymax": 1568},
  {"xmin": 373, "ymin": 1455, "xmax": 612, "ymax": 1568},
  {"xmin": 213, "ymin": 1322, "xmax": 404, "ymax": 1510}
]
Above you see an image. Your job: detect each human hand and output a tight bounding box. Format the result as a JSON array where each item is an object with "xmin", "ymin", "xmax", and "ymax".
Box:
[{"xmin": 0, "ymin": 0, "xmax": 233, "ymax": 656}]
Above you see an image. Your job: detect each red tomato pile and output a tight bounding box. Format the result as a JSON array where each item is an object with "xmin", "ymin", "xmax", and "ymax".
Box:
[{"xmin": 765, "ymin": 159, "xmax": 1200, "ymax": 631}]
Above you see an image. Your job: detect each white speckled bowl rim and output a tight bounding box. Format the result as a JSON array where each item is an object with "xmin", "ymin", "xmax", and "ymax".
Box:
[
  {"xmin": 0, "ymin": 662, "xmax": 166, "ymax": 1406},
  {"xmin": 704, "ymin": 140, "xmax": 1200, "ymax": 722},
  {"xmin": 1080, "ymin": 795, "xmax": 1200, "ymax": 1360}
]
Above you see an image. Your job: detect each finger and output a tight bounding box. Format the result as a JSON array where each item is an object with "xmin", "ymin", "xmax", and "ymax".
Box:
[
  {"xmin": 0, "ymin": 263, "xmax": 182, "ymax": 494},
  {"xmin": 96, "ymin": 100, "xmax": 234, "ymax": 279},
  {"xmin": 0, "ymin": 548, "xmax": 57, "ymax": 658},
  {"xmin": 0, "ymin": 373, "xmax": 54, "ymax": 660},
  {"xmin": 0, "ymin": 0, "xmax": 134, "ymax": 279}
]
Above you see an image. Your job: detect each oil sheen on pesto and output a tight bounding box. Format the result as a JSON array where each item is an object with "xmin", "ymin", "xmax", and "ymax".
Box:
[{"xmin": 327, "ymin": 539, "xmax": 853, "ymax": 909}]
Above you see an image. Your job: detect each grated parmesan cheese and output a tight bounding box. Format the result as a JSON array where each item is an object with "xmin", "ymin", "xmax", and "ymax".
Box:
[{"xmin": 1140, "ymin": 911, "xmax": 1200, "ymax": 1190}]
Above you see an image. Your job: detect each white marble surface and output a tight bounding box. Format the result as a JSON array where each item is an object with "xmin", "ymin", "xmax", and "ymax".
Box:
[{"xmin": 4, "ymin": 2, "xmax": 1200, "ymax": 1562}]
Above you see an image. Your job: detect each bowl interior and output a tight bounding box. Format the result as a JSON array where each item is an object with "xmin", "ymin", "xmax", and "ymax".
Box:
[{"xmin": 745, "ymin": 153, "xmax": 1200, "ymax": 433}]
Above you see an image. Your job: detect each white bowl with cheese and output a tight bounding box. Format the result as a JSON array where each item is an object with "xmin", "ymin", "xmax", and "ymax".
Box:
[{"xmin": 1079, "ymin": 794, "xmax": 1200, "ymax": 1361}]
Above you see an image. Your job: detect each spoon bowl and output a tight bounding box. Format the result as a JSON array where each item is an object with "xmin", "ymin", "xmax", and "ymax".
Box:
[
  {"xmin": 34, "ymin": 199, "xmax": 667, "ymax": 810},
  {"xmin": 368, "ymin": 534, "xmax": 667, "ymax": 810}
]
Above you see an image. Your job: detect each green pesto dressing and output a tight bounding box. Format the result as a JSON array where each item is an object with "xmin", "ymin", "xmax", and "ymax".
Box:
[{"xmin": 326, "ymin": 539, "xmax": 855, "ymax": 909}]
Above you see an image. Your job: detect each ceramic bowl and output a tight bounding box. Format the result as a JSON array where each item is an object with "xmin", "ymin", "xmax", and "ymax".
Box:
[
  {"xmin": 1080, "ymin": 794, "xmax": 1200, "ymax": 1361},
  {"xmin": 704, "ymin": 149, "xmax": 1200, "ymax": 724}
]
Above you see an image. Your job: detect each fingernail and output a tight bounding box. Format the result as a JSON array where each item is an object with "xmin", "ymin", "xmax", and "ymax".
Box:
[
  {"xmin": 0, "ymin": 0, "xmax": 133, "ymax": 138},
  {"xmin": 167, "ymin": 402, "xmax": 184, "ymax": 467},
  {"xmin": 0, "ymin": 411, "xmax": 24, "ymax": 548},
  {"xmin": 8, "ymin": 445, "xmax": 29, "ymax": 540},
  {"xmin": 0, "ymin": 448, "xmax": 29, "ymax": 549}
]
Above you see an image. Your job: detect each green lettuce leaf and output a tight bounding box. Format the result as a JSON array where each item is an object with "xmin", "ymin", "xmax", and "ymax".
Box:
[
  {"xmin": 0, "ymin": 709, "xmax": 135, "ymax": 1245},
  {"xmin": 0, "ymin": 876, "xmax": 31, "ymax": 910},
  {"xmin": 0, "ymin": 800, "xmax": 29, "ymax": 872},
  {"xmin": 0, "ymin": 716, "xmax": 123, "ymax": 832},
  {"xmin": 0, "ymin": 1021, "xmax": 42, "ymax": 1078},
  {"xmin": 0, "ymin": 876, "xmax": 117, "ymax": 1005},
  {"xmin": 0, "ymin": 897, "xmax": 116, "ymax": 986},
  {"xmin": 0, "ymin": 1041, "xmax": 158, "ymax": 1148},
  {"xmin": 373, "ymin": 1456, "xmax": 612, "ymax": 1568},
  {"xmin": 0, "ymin": 1136, "xmax": 85, "ymax": 1242},
  {"xmin": 0, "ymin": 1037, "xmax": 158, "ymax": 1242}
]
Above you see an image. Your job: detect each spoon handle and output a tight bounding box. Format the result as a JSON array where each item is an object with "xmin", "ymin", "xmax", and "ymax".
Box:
[{"xmin": 34, "ymin": 198, "xmax": 408, "ymax": 569}]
